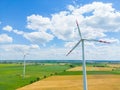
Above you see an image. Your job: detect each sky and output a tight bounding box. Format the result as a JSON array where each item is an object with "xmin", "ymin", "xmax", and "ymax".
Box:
[{"xmin": 0, "ymin": 0, "xmax": 120, "ymax": 60}]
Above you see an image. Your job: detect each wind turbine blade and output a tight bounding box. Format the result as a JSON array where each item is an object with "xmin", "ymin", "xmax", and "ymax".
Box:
[
  {"xmin": 85, "ymin": 39, "xmax": 110, "ymax": 44},
  {"xmin": 66, "ymin": 40, "xmax": 82, "ymax": 56},
  {"xmin": 98, "ymin": 40, "xmax": 110, "ymax": 44},
  {"xmin": 76, "ymin": 20, "xmax": 82, "ymax": 39}
]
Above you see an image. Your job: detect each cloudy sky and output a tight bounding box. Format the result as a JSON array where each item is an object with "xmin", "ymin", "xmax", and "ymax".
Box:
[{"xmin": 0, "ymin": 0, "xmax": 120, "ymax": 60}]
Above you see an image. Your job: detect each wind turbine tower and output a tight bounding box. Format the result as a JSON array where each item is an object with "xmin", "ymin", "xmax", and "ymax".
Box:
[
  {"xmin": 66, "ymin": 20, "xmax": 110, "ymax": 90},
  {"xmin": 23, "ymin": 53, "xmax": 29, "ymax": 78}
]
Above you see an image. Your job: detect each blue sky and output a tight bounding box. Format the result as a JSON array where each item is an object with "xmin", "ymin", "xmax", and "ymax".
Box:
[{"xmin": 0, "ymin": 0, "xmax": 120, "ymax": 60}]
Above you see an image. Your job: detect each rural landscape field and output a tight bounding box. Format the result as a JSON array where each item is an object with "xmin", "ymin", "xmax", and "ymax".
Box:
[{"xmin": 0, "ymin": 60, "xmax": 120, "ymax": 90}]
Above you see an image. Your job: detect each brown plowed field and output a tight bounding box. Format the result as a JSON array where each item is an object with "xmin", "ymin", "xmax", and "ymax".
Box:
[{"xmin": 17, "ymin": 75, "xmax": 120, "ymax": 90}]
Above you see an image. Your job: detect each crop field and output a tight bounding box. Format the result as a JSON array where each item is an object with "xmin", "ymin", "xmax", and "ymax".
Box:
[
  {"xmin": 17, "ymin": 75, "xmax": 120, "ymax": 90},
  {"xmin": 0, "ymin": 63, "xmax": 70, "ymax": 90},
  {"xmin": 0, "ymin": 62, "xmax": 120, "ymax": 90},
  {"xmin": 108, "ymin": 63, "xmax": 120, "ymax": 68},
  {"xmin": 67, "ymin": 63, "xmax": 120, "ymax": 72},
  {"xmin": 59, "ymin": 63, "xmax": 120, "ymax": 75},
  {"xmin": 67, "ymin": 66, "xmax": 113, "ymax": 71}
]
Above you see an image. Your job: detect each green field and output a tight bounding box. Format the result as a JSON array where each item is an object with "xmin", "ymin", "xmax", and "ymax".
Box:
[{"xmin": 0, "ymin": 63, "xmax": 70, "ymax": 90}]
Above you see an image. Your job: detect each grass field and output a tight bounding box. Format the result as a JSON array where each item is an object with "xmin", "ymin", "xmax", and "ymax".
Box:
[{"xmin": 0, "ymin": 63, "xmax": 70, "ymax": 90}]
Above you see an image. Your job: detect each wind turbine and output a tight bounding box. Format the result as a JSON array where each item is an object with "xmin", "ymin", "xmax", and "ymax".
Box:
[
  {"xmin": 23, "ymin": 53, "xmax": 29, "ymax": 78},
  {"xmin": 66, "ymin": 20, "xmax": 110, "ymax": 90}
]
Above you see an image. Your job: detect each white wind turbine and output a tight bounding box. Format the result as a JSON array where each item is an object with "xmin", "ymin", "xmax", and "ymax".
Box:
[
  {"xmin": 23, "ymin": 53, "xmax": 29, "ymax": 78},
  {"xmin": 66, "ymin": 20, "xmax": 110, "ymax": 90},
  {"xmin": 15, "ymin": 48, "xmax": 29, "ymax": 78}
]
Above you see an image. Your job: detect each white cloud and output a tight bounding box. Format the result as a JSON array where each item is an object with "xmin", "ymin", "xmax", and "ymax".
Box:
[
  {"xmin": 51, "ymin": 11, "xmax": 80, "ymax": 41},
  {"xmin": 51, "ymin": 2, "xmax": 120, "ymax": 40},
  {"xmin": 3, "ymin": 25, "xmax": 13, "ymax": 32},
  {"xmin": 24, "ymin": 31, "xmax": 54, "ymax": 45},
  {"xmin": 13, "ymin": 29, "xmax": 24, "ymax": 35},
  {"xmin": 26, "ymin": 14, "xmax": 51, "ymax": 31},
  {"xmin": 2, "ymin": 25, "xmax": 54, "ymax": 45},
  {"xmin": 73, "ymin": 2, "xmax": 114, "ymax": 15},
  {"xmin": 0, "ymin": 34, "xmax": 13, "ymax": 43},
  {"xmin": 26, "ymin": 2, "xmax": 120, "ymax": 42},
  {"xmin": 0, "ymin": 43, "xmax": 120, "ymax": 60},
  {"xmin": 0, "ymin": 44, "xmax": 40, "ymax": 60},
  {"xmin": 89, "ymin": 45, "xmax": 120, "ymax": 60},
  {"xmin": 67, "ymin": 5, "xmax": 75, "ymax": 11},
  {"xmin": 30, "ymin": 44, "xmax": 40, "ymax": 49},
  {"xmin": 0, "ymin": 44, "xmax": 40, "ymax": 52},
  {"xmin": 76, "ymin": 2, "xmax": 120, "ymax": 32},
  {"xmin": 2, "ymin": 25, "xmax": 25, "ymax": 35},
  {"xmin": 64, "ymin": 41, "xmax": 78, "ymax": 48},
  {"xmin": 24, "ymin": 2, "xmax": 120, "ymax": 47}
]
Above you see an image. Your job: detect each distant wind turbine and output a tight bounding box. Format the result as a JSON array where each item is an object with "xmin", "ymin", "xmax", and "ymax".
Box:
[
  {"xmin": 15, "ymin": 45, "xmax": 36, "ymax": 78},
  {"xmin": 66, "ymin": 20, "xmax": 110, "ymax": 90},
  {"xmin": 23, "ymin": 53, "xmax": 29, "ymax": 78}
]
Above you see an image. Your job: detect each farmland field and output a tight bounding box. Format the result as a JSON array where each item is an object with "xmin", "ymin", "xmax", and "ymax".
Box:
[
  {"xmin": 17, "ymin": 75, "xmax": 120, "ymax": 90},
  {"xmin": 67, "ymin": 66, "xmax": 113, "ymax": 71},
  {"xmin": 0, "ymin": 62, "xmax": 120, "ymax": 90},
  {"xmin": 17, "ymin": 62, "xmax": 120, "ymax": 90},
  {"xmin": 0, "ymin": 63, "xmax": 70, "ymax": 90}
]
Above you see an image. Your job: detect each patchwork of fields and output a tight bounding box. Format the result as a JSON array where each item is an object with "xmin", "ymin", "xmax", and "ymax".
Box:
[{"xmin": 0, "ymin": 63, "xmax": 120, "ymax": 90}]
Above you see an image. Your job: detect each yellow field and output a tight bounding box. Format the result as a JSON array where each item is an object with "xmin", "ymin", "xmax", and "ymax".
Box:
[
  {"xmin": 17, "ymin": 75, "xmax": 120, "ymax": 90},
  {"xmin": 67, "ymin": 66, "xmax": 113, "ymax": 71},
  {"xmin": 108, "ymin": 64, "xmax": 120, "ymax": 68}
]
